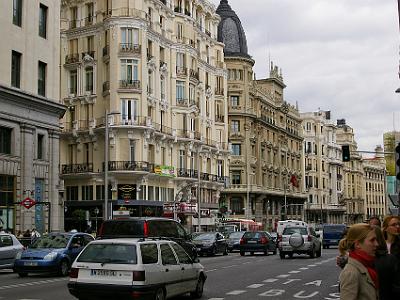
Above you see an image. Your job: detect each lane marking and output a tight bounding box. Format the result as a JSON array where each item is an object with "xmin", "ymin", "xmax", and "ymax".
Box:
[
  {"xmin": 205, "ymin": 269, "xmax": 218, "ymax": 273},
  {"xmin": 288, "ymin": 270, "xmax": 301, "ymax": 273},
  {"xmin": 247, "ymin": 284, "xmax": 265, "ymax": 288},
  {"xmin": 0, "ymin": 278, "xmax": 67, "ymax": 290},
  {"xmin": 208, "ymin": 298, "xmax": 224, "ymax": 300},
  {"xmin": 277, "ymin": 274, "xmax": 290, "ymax": 278},
  {"xmin": 263, "ymin": 278, "xmax": 278, "ymax": 283},
  {"xmin": 308, "ymin": 264, "xmax": 317, "ymax": 267},
  {"xmin": 226, "ymin": 290, "xmax": 246, "ymax": 295},
  {"xmin": 299, "ymin": 267, "xmax": 308, "ymax": 270}
]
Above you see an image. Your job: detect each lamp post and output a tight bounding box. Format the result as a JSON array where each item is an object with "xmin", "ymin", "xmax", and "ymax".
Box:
[
  {"xmin": 197, "ymin": 147, "xmax": 201, "ymax": 232},
  {"xmin": 94, "ymin": 207, "xmax": 99, "ymax": 233}
]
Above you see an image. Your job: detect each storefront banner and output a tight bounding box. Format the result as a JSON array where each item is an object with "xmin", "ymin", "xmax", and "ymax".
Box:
[{"xmin": 154, "ymin": 165, "xmax": 175, "ymax": 177}]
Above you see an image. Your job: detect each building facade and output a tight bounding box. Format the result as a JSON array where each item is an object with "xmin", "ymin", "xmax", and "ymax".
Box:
[
  {"xmin": 0, "ymin": 0, "xmax": 65, "ymax": 233},
  {"xmin": 216, "ymin": 0, "xmax": 306, "ymax": 231},
  {"xmin": 301, "ymin": 110, "xmax": 345, "ymax": 225},
  {"xmin": 59, "ymin": 0, "xmax": 229, "ymax": 231}
]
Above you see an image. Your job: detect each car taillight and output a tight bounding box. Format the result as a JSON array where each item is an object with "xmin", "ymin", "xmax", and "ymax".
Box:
[
  {"xmin": 307, "ymin": 235, "xmax": 312, "ymax": 242},
  {"xmin": 132, "ymin": 270, "xmax": 145, "ymax": 281},
  {"xmin": 278, "ymin": 235, "xmax": 282, "ymax": 242},
  {"xmin": 260, "ymin": 237, "xmax": 268, "ymax": 244},
  {"xmin": 143, "ymin": 221, "xmax": 149, "ymax": 237},
  {"xmin": 240, "ymin": 238, "xmax": 245, "ymax": 245},
  {"xmin": 69, "ymin": 268, "xmax": 79, "ymax": 278}
]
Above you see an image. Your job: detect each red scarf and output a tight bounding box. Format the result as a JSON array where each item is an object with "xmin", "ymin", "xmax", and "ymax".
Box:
[{"xmin": 349, "ymin": 249, "xmax": 379, "ymax": 289}]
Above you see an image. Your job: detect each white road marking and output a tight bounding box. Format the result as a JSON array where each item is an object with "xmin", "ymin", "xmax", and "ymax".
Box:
[
  {"xmin": 263, "ymin": 278, "xmax": 278, "ymax": 283},
  {"xmin": 0, "ymin": 278, "xmax": 66, "ymax": 290},
  {"xmin": 307, "ymin": 264, "xmax": 317, "ymax": 267},
  {"xmin": 277, "ymin": 274, "xmax": 290, "ymax": 278},
  {"xmin": 208, "ymin": 298, "xmax": 224, "ymax": 300},
  {"xmin": 205, "ymin": 269, "xmax": 218, "ymax": 273},
  {"xmin": 247, "ymin": 284, "xmax": 264, "ymax": 288},
  {"xmin": 299, "ymin": 267, "xmax": 309, "ymax": 270},
  {"xmin": 288, "ymin": 270, "xmax": 301, "ymax": 274},
  {"xmin": 242, "ymin": 261, "xmax": 251, "ymax": 264},
  {"xmin": 331, "ymin": 284, "xmax": 339, "ymax": 287},
  {"xmin": 226, "ymin": 290, "xmax": 246, "ymax": 295}
]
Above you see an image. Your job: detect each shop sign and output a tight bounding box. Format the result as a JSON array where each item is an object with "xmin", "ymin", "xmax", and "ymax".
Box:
[
  {"xmin": 21, "ymin": 197, "xmax": 36, "ymax": 209},
  {"xmin": 154, "ymin": 165, "xmax": 175, "ymax": 177},
  {"xmin": 118, "ymin": 184, "xmax": 136, "ymax": 201}
]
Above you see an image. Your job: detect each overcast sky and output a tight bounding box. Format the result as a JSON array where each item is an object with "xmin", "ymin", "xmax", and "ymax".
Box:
[{"xmin": 211, "ymin": 0, "xmax": 399, "ymax": 155}]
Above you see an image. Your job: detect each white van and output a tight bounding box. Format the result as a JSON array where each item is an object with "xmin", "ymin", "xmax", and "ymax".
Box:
[{"xmin": 277, "ymin": 220, "xmax": 308, "ymax": 236}]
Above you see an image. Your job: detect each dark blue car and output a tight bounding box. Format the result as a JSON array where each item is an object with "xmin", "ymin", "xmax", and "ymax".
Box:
[
  {"xmin": 322, "ymin": 224, "xmax": 346, "ymax": 249},
  {"xmin": 14, "ymin": 232, "xmax": 94, "ymax": 277}
]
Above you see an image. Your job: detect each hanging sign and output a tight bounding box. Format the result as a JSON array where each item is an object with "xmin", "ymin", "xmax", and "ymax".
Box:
[{"xmin": 21, "ymin": 197, "xmax": 36, "ymax": 209}]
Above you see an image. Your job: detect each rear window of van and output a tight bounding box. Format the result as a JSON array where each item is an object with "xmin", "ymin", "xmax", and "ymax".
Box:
[
  {"xmin": 100, "ymin": 220, "xmax": 144, "ymax": 237},
  {"xmin": 323, "ymin": 225, "xmax": 346, "ymax": 233},
  {"xmin": 78, "ymin": 244, "xmax": 137, "ymax": 264}
]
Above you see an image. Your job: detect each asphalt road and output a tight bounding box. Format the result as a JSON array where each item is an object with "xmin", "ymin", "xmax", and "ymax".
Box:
[{"xmin": 0, "ymin": 248, "xmax": 340, "ymax": 300}]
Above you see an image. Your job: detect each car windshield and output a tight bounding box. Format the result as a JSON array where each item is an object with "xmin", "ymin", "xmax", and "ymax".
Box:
[
  {"xmin": 77, "ymin": 244, "xmax": 137, "ymax": 264},
  {"xmin": 324, "ymin": 226, "xmax": 345, "ymax": 233},
  {"xmin": 283, "ymin": 227, "xmax": 307, "ymax": 235},
  {"xmin": 193, "ymin": 233, "xmax": 215, "ymax": 241},
  {"xmin": 228, "ymin": 232, "xmax": 244, "ymax": 239},
  {"xmin": 243, "ymin": 232, "xmax": 263, "ymax": 239},
  {"xmin": 30, "ymin": 235, "xmax": 69, "ymax": 249}
]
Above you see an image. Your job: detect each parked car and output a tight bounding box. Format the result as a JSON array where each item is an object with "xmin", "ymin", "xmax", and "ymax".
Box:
[
  {"xmin": 0, "ymin": 233, "xmax": 24, "ymax": 269},
  {"xmin": 226, "ymin": 231, "xmax": 245, "ymax": 252},
  {"xmin": 14, "ymin": 232, "xmax": 94, "ymax": 277},
  {"xmin": 193, "ymin": 232, "xmax": 228, "ymax": 256},
  {"xmin": 68, "ymin": 238, "xmax": 206, "ymax": 300},
  {"xmin": 279, "ymin": 226, "xmax": 321, "ymax": 259},
  {"xmin": 97, "ymin": 217, "xmax": 197, "ymax": 259},
  {"xmin": 322, "ymin": 224, "xmax": 347, "ymax": 249},
  {"xmin": 239, "ymin": 231, "xmax": 277, "ymax": 256}
]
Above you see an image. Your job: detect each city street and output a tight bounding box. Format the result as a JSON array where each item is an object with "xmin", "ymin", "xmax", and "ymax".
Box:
[{"xmin": 0, "ymin": 248, "xmax": 340, "ymax": 300}]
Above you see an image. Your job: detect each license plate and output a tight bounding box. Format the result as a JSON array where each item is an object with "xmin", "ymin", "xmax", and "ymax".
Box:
[
  {"xmin": 24, "ymin": 261, "xmax": 38, "ymax": 266},
  {"xmin": 90, "ymin": 269, "xmax": 117, "ymax": 277},
  {"xmin": 283, "ymin": 247, "xmax": 292, "ymax": 251},
  {"xmin": 248, "ymin": 241, "xmax": 257, "ymax": 244}
]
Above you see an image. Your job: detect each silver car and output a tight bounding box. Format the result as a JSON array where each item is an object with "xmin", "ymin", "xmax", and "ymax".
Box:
[
  {"xmin": 0, "ymin": 233, "xmax": 24, "ymax": 269},
  {"xmin": 279, "ymin": 226, "xmax": 321, "ymax": 259}
]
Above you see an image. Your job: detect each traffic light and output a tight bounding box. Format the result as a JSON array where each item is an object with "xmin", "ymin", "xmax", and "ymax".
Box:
[
  {"xmin": 342, "ymin": 145, "xmax": 350, "ymax": 162},
  {"xmin": 396, "ymin": 142, "xmax": 400, "ymax": 180}
]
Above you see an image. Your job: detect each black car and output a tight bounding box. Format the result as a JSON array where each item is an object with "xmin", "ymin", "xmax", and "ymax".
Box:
[
  {"xmin": 227, "ymin": 231, "xmax": 245, "ymax": 252},
  {"xmin": 97, "ymin": 217, "xmax": 197, "ymax": 259},
  {"xmin": 193, "ymin": 232, "xmax": 228, "ymax": 256},
  {"xmin": 239, "ymin": 231, "xmax": 277, "ymax": 256}
]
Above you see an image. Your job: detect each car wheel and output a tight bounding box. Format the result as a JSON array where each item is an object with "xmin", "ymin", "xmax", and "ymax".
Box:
[
  {"xmin": 240, "ymin": 251, "xmax": 245, "ymax": 256},
  {"xmin": 273, "ymin": 248, "xmax": 277, "ymax": 255},
  {"xmin": 18, "ymin": 272, "xmax": 28, "ymax": 277},
  {"xmin": 223, "ymin": 246, "xmax": 228, "ymax": 256},
  {"xmin": 155, "ymin": 288, "xmax": 165, "ymax": 300},
  {"xmin": 264, "ymin": 250, "xmax": 269, "ymax": 256},
  {"xmin": 190, "ymin": 276, "xmax": 205, "ymax": 299},
  {"xmin": 209, "ymin": 246, "xmax": 216, "ymax": 256},
  {"xmin": 250, "ymin": 251, "xmax": 254, "ymax": 256},
  {"xmin": 309, "ymin": 247, "xmax": 316, "ymax": 258},
  {"xmin": 316, "ymin": 246, "xmax": 322, "ymax": 257},
  {"xmin": 279, "ymin": 252, "xmax": 285, "ymax": 259},
  {"xmin": 59, "ymin": 259, "xmax": 69, "ymax": 276},
  {"xmin": 288, "ymin": 253, "xmax": 293, "ymax": 259}
]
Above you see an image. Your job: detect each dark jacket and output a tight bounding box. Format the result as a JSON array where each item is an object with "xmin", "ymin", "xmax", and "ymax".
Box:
[{"xmin": 375, "ymin": 253, "xmax": 400, "ymax": 299}]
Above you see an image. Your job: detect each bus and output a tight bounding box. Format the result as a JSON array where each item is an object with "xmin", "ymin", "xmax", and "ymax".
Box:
[{"xmin": 217, "ymin": 218, "xmax": 263, "ymax": 235}]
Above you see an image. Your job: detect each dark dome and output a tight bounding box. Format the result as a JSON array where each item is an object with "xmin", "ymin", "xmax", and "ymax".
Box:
[{"xmin": 216, "ymin": 0, "xmax": 250, "ymax": 58}]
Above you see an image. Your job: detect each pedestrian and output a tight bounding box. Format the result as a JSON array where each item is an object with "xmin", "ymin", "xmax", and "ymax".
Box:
[
  {"xmin": 23, "ymin": 229, "xmax": 31, "ymax": 238},
  {"xmin": 382, "ymin": 216, "xmax": 400, "ymax": 254},
  {"xmin": 368, "ymin": 216, "xmax": 381, "ymax": 227},
  {"xmin": 338, "ymin": 223, "xmax": 379, "ymax": 300}
]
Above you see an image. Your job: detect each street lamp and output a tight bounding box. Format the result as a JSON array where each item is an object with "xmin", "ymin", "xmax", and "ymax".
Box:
[{"xmin": 94, "ymin": 207, "xmax": 99, "ymax": 233}]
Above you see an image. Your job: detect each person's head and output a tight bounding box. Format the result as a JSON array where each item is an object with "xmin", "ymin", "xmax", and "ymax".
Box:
[
  {"xmin": 339, "ymin": 223, "xmax": 379, "ymax": 257},
  {"xmin": 369, "ymin": 216, "xmax": 381, "ymax": 227},
  {"xmin": 382, "ymin": 216, "xmax": 400, "ymax": 241}
]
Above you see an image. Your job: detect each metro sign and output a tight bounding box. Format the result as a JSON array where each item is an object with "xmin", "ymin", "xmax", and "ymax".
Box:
[{"xmin": 21, "ymin": 197, "xmax": 36, "ymax": 209}]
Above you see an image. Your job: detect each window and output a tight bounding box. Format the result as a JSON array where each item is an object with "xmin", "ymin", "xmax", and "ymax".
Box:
[
  {"xmin": 11, "ymin": 51, "xmax": 21, "ymax": 88},
  {"xmin": 39, "ymin": 4, "xmax": 47, "ymax": 38},
  {"xmin": 0, "ymin": 127, "xmax": 12, "ymax": 155},
  {"xmin": 172, "ymin": 244, "xmax": 192, "ymax": 264},
  {"xmin": 121, "ymin": 28, "xmax": 139, "ymax": 47},
  {"xmin": 120, "ymin": 59, "xmax": 138, "ymax": 82},
  {"xmin": 179, "ymin": 150, "xmax": 186, "ymax": 169},
  {"xmin": 130, "ymin": 140, "xmax": 135, "ymax": 162},
  {"xmin": 85, "ymin": 67, "xmax": 93, "ymax": 92},
  {"xmin": 13, "ymin": 0, "xmax": 22, "ymax": 26},
  {"xmin": 231, "ymin": 120, "xmax": 240, "ymax": 133},
  {"xmin": 0, "ymin": 175, "xmax": 14, "ymax": 207},
  {"xmin": 160, "ymin": 244, "xmax": 178, "ymax": 265},
  {"xmin": 217, "ymin": 160, "xmax": 223, "ymax": 177},
  {"xmin": 231, "ymin": 144, "xmax": 241, "ymax": 155},
  {"xmin": 38, "ymin": 61, "xmax": 46, "ymax": 96},
  {"xmin": 85, "ymin": 2, "xmax": 94, "ymax": 25},
  {"xmin": 230, "ymin": 95, "xmax": 239, "ymax": 107},
  {"xmin": 230, "ymin": 197, "xmax": 243, "ymax": 214},
  {"xmin": 82, "ymin": 185, "xmax": 93, "ymax": 200},
  {"xmin": 66, "ymin": 186, "xmax": 79, "ymax": 201},
  {"xmin": 69, "ymin": 70, "xmax": 77, "ymax": 95},
  {"xmin": 37, "ymin": 134, "xmax": 44, "ymax": 159},
  {"xmin": 176, "ymin": 81, "xmax": 185, "ymax": 100},
  {"xmin": 177, "ymin": 23, "xmax": 183, "ymax": 40},
  {"xmin": 140, "ymin": 244, "xmax": 158, "ymax": 264},
  {"xmin": 231, "ymin": 171, "xmax": 241, "ymax": 185},
  {"xmin": 121, "ymin": 99, "xmax": 138, "ymax": 124},
  {"xmin": 0, "ymin": 235, "xmax": 13, "ymax": 247}
]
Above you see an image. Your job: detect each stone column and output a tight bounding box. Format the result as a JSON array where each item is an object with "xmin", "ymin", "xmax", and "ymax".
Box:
[{"xmin": 48, "ymin": 130, "xmax": 62, "ymax": 231}]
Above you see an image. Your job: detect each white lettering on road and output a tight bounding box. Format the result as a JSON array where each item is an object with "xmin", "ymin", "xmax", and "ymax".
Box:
[
  {"xmin": 259, "ymin": 289, "xmax": 285, "ymax": 296},
  {"xmin": 247, "ymin": 284, "xmax": 265, "ymax": 288},
  {"xmin": 324, "ymin": 293, "xmax": 340, "ymax": 299},
  {"xmin": 293, "ymin": 291, "xmax": 319, "ymax": 298},
  {"xmin": 226, "ymin": 290, "xmax": 246, "ymax": 295},
  {"xmin": 263, "ymin": 278, "xmax": 278, "ymax": 283},
  {"xmin": 304, "ymin": 280, "xmax": 322, "ymax": 287},
  {"xmin": 282, "ymin": 279, "xmax": 301, "ymax": 285}
]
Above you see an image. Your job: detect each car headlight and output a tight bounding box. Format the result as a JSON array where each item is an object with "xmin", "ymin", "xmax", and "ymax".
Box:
[
  {"xmin": 44, "ymin": 252, "xmax": 58, "ymax": 261},
  {"xmin": 15, "ymin": 251, "xmax": 22, "ymax": 260}
]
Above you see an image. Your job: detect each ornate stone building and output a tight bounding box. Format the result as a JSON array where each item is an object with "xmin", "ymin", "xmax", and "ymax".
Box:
[
  {"xmin": 59, "ymin": 0, "xmax": 229, "ymax": 230},
  {"xmin": 301, "ymin": 110, "xmax": 345, "ymax": 224},
  {"xmin": 216, "ymin": 0, "xmax": 306, "ymax": 231},
  {"xmin": 0, "ymin": 0, "xmax": 65, "ymax": 233}
]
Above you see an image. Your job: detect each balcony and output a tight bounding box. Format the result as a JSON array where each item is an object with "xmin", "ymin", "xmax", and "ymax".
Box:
[
  {"xmin": 176, "ymin": 67, "xmax": 187, "ymax": 77},
  {"xmin": 177, "ymin": 168, "xmax": 198, "ymax": 179},
  {"xmin": 153, "ymin": 123, "xmax": 173, "ymax": 135},
  {"xmin": 65, "ymin": 53, "xmax": 79, "ymax": 64},
  {"xmin": 119, "ymin": 43, "xmax": 141, "ymax": 54},
  {"xmin": 176, "ymin": 98, "xmax": 188, "ymax": 107},
  {"xmin": 96, "ymin": 115, "xmax": 150, "ymax": 127},
  {"xmin": 174, "ymin": 129, "xmax": 201, "ymax": 140},
  {"xmin": 69, "ymin": 20, "xmax": 77, "ymax": 29},
  {"xmin": 189, "ymin": 69, "xmax": 199, "ymax": 81},
  {"xmin": 61, "ymin": 163, "xmax": 93, "ymax": 175},
  {"xmin": 119, "ymin": 80, "xmax": 141, "ymax": 90},
  {"xmin": 104, "ymin": 161, "xmax": 154, "ymax": 172},
  {"xmin": 84, "ymin": 16, "xmax": 93, "ymax": 26}
]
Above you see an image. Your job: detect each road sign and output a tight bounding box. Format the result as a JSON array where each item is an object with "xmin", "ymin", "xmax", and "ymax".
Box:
[{"xmin": 20, "ymin": 197, "xmax": 36, "ymax": 209}]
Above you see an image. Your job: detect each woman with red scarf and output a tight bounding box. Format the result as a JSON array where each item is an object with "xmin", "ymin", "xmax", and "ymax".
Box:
[{"xmin": 339, "ymin": 223, "xmax": 379, "ymax": 300}]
